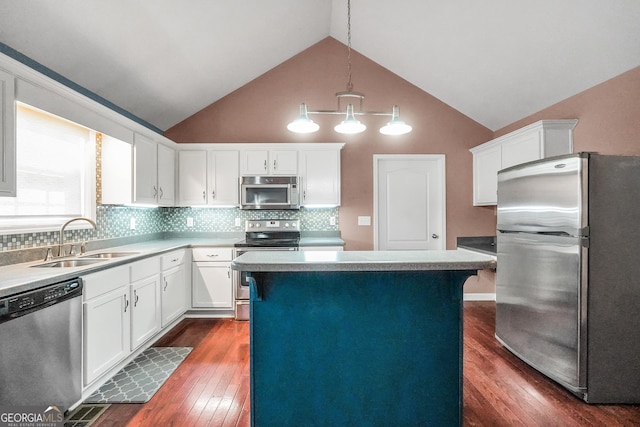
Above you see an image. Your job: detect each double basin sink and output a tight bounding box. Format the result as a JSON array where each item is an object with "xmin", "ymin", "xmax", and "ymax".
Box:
[{"xmin": 32, "ymin": 252, "xmax": 139, "ymax": 268}]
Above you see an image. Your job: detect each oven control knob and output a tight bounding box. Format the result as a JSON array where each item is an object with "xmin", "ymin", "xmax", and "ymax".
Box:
[
  {"xmin": 248, "ymin": 223, "xmax": 253, "ymax": 228},
  {"xmin": 255, "ymin": 223, "xmax": 260, "ymax": 228},
  {"xmin": 284, "ymin": 223, "xmax": 290, "ymax": 227}
]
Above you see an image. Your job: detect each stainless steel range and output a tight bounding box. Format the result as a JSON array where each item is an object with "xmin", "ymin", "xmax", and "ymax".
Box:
[{"xmin": 234, "ymin": 219, "xmax": 300, "ymax": 320}]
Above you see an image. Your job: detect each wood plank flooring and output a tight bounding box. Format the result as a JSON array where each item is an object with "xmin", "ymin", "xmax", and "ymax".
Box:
[{"xmin": 93, "ymin": 302, "xmax": 640, "ymax": 426}]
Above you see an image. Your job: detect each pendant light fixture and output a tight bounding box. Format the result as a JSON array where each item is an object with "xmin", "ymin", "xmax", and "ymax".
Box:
[{"xmin": 287, "ymin": 0, "xmax": 412, "ymax": 136}]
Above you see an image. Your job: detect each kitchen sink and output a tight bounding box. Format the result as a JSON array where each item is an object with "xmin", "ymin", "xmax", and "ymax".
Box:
[
  {"xmin": 32, "ymin": 259, "xmax": 105, "ymax": 268},
  {"xmin": 80, "ymin": 251, "xmax": 139, "ymax": 259}
]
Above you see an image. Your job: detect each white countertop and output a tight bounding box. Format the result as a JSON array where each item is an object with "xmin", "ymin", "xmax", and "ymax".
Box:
[
  {"xmin": 231, "ymin": 249, "xmax": 497, "ymax": 272},
  {"xmin": 0, "ymin": 237, "xmax": 241, "ymax": 298}
]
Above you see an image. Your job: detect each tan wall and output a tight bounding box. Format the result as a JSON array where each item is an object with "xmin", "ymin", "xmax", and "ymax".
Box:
[
  {"xmin": 495, "ymin": 66, "xmax": 640, "ymax": 155},
  {"xmin": 166, "ymin": 37, "xmax": 496, "ymax": 250}
]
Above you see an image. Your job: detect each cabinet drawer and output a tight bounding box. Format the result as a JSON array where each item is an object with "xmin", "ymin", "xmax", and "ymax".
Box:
[
  {"xmin": 192, "ymin": 247, "xmax": 233, "ymax": 262},
  {"xmin": 161, "ymin": 250, "xmax": 186, "ymax": 270},
  {"xmin": 82, "ymin": 265, "xmax": 130, "ymax": 301},
  {"xmin": 130, "ymin": 256, "xmax": 161, "ymax": 282}
]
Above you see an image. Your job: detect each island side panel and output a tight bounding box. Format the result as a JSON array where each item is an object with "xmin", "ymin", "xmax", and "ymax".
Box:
[{"xmin": 249, "ymin": 270, "xmax": 474, "ymax": 427}]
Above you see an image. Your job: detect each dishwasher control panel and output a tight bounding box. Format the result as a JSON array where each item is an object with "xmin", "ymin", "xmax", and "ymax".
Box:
[{"xmin": 0, "ymin": 279, "xmax": 82, "ymax": 321}]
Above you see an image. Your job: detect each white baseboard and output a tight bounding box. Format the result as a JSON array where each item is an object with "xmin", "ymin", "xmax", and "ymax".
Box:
[{"xmin": 463, "ymin": 293, "xmax": 496, "ymax": 301}]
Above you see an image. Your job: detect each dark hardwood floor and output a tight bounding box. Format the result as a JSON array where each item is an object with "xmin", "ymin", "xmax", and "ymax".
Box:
[{"xmin": 93, "ymin": 302, "xmax": 640, "ymax": 426}]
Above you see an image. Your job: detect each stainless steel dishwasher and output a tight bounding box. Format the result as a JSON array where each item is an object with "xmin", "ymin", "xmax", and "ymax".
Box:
[{"xmin": 0, "ymin": 278, "xmax": 83, "ymax": 412}]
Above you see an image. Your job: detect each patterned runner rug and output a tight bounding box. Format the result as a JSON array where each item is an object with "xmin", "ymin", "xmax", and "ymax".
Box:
[{"xmin": 85, "ymin": 347, "xmax": 192, "ymax": 403}]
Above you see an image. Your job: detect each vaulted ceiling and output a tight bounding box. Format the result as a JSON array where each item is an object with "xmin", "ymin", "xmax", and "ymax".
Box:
[{"xmin": 1, "ymin": 0, "xmax": 639, "ymax": 132}]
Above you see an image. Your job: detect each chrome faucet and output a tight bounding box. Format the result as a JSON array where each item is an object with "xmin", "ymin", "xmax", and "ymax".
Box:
[{"xmin": 59, "ymin": 217, "xmax": 97, "ymax": 257}]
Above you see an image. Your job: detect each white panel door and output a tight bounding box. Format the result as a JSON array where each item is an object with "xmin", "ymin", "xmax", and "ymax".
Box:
[{"xmin": 374, "ymin": 155, "xmax": 445, "ymax": 250}]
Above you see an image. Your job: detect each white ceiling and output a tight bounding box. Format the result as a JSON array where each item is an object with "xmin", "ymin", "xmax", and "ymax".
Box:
[{"xmin": 1, "ymin": 0, "xmax": 639, "ymax": 131}]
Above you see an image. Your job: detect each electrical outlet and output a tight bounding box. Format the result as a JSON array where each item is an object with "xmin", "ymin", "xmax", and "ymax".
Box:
[
  {"xmin": 187, "ymin": 217, "xmax": 194, "ymax": 227},
  {"xmin": 357, "ymin": 216, "xmax": 371, "ymax": 226},
  {"xmin": 130, "ymin": 217, "xmax": 136, "ymax": 230},
  {"xmin": 330, "ymin": 216, "xmax": 336, "ymax": 226},
  {"xmin": 235, "ymin": 217, "xmax": 242, "ymax": 227}
]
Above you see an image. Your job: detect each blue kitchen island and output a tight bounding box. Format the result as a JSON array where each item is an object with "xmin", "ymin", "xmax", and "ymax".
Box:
[{"xmin": 231, "ymin": 250, "xmax": 496, "ymax": 427}]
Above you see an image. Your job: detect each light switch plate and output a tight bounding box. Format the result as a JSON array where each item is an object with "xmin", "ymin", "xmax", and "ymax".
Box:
[
  {"xmin": 130, "ymin": 217, "xmax": 136, "ymax": 230},
  {"xmin": 235, "ymin": 217, "xmax": 242, "ymax": 227},
  {"xmin": 330, "ymin": 216, "xmax": 336, "ymax": 226},
  {"xmin": 187, "ymin": 217, "xmax": 194, "ymax": 227},
  {"xmin": 357, "ymin": 216, "xmax": 371, "ymax": 226}
]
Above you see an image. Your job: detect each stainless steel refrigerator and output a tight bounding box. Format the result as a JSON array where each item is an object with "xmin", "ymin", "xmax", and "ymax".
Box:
[{"xmin": 496, "ymin": 152, "xmax": 640, "ymax": 404}]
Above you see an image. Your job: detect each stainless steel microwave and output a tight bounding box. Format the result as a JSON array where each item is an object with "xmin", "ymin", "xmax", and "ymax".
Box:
[{"xmin": 240, "ymin": 176, "xmax": 300, "ymax": 210}]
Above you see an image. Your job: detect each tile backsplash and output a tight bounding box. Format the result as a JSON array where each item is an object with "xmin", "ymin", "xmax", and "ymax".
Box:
[{"xmin": 0, "ymin": 206, "xmax": 339, "ymax": 252}]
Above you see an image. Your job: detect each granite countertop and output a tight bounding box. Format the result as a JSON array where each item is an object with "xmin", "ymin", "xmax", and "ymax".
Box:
[
  {"xmin": 456, "ymin": 236, "xmax": 497, "ymax": 256},
  {"xmin": 231, "ymin": 249, "xmax": 496, "ymax": 272}
]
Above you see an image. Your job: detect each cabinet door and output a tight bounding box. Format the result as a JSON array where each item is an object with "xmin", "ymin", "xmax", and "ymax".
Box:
[
  {"xmin": 502, "ymin": 131, "xmax": 541, "ymax": 169},
  {"xmin": 0, "ymin": 70, "xmax": 16, "ymax": 197},
  {"xmin": 208, "ymin": 150, "xmax": 239, "ymax": 205},
  {"xmin": 161, "ymin": 265, "xmax": 186, "ymax": 327},
  {"xmin": 131, "ymin": 275, "xmax": 161, "ymax": 350},
  {"xmin": 179, "ymin": 150, "xmax": 207, "ymax": 205},
  {"xmin": 192, "ymin": 262, "xmax": 233, "ymax": 308},
  {"xmin": 241, "ymin": 150, "xmax": 269, "ymax": 175},
  {"xmin": 133, "ymin": 133, "xmax": 158, "ymax": 204},
  {"xmin": 473, "ymin": 144, "xmax": 502, "ymax": 206},
  {"xmin": 157, "ymin": 144, "xmax": 175, "ymax": 206},
  {"xmin": 300, "ymin": 150, "xmax": 340, "ymax": 206},
  {"xmin": 83, "ymin": 287, "xmax": 131, "ymax": 385},
  {"xmin": 101, "ymin": 135, "xmax": 132, "ymax": 205},
  {"xmin": 270, "ymin": 150, "xmax": 298, "ymax": 175}
]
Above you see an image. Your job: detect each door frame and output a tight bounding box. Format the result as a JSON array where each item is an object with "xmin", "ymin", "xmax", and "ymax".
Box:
[{"xmin": 373, "ymin": 154, "xmax": 447, "ymax": 250}]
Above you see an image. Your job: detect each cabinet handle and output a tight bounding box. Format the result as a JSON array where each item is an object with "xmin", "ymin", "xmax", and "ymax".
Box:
[
  {"xmin": 164, "ymin": 278, "xmax": 168, "ymax": 291},
  {"xmin": 273, "ymin": 159, "xmax": 277, "ymax": 170},
  {"xmin": 159, "ymin": 187, "xmax": 164, "ymax": 199},
  {"xmin": 212, "ymin": 190, "xmax": 215, "ymax": 199},
  {"xmin": 227, "ymin": 266, "xmax": 231, "ymax": 278},
  {"xmin": 134, "ymin": 290, "xmax": 139, "ymax": 307},
  {"xmin": 153, "ymin": 185, "xmax": 158, "ymax": 198},
  {"xmin": 263, "ymin": 160, "xmax": 267, "ymax": 171},
  {"xmin": 206, "ymin": 254, "xmax": 219, "ymax": 258},
  {"xmin": 124, "ymin": 294, "xmax": 129, "ymax": 312},
  {"xmin": 432, "ymin": 234, "xmax": 440, "ymax": 239},
  {"xmin": 202, "ymin": 190, "xmax": 206, "ymax": 200},
  {"xmin": 303, "ymin": 190, "xmax": 306, "ymax": 201},
  {"xmin": 171, "ymin": 258, "xmax": 179, "ymax": 262}
]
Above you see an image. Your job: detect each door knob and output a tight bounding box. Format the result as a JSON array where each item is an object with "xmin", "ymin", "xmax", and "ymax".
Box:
[{"xmin": 432, "ymin": 234, "xmax": 439, "ymax": 239}]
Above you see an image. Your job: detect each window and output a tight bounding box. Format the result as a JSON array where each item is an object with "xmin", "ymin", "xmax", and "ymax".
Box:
[{"xmin": 0, "ymin": 103, "xmax": 96, "ymax": 233}]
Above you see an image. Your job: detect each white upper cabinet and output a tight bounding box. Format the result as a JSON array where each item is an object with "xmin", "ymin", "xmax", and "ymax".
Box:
[
  {"xmin": 299, "ymin": 149, "xmax": 341, "ymax": 206},
  {"xmin": 0, "ymin": 70, "xmax": 16, "ymax": 197},
  {"xmin": 157, "ymin": 144, "xmax": 175, "ymax": 206},
  {"xmin": 470, "ymin": 119, "xmax": 578, "ymax": 206},
  {"xmin": 101, "ymin": 134, "xmax": 132, "ymax": 205},
  {"xmin": 178, "ymin": 150, "xmax": 239, "ymax": 206},
  {"xmin": 208, "ymin": 150, "xmax": 239, "ymax": 206},
  {"xmin": 133, "ymin": 133, "xmax": 158, "ymax": 204},
  {"xmin": 133, "ymin": 133, "xmax": 175, "ymax": 206},
  {"xmin": 178, "ymin": 150, "xmax": 207, "ymax": 205},
  {"xmin": 241, "ymin": 149, "xmax": 297, "ymax": 175}
]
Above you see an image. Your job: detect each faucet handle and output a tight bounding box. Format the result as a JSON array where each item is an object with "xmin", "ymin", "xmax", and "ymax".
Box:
[
  {"xmin": 80, "ymin": 241, "xmax": 87, "ymax": 255},
  {"xmin": 69, "ymin": 244, "xmax": 77, "ymax": 256},
  {"xmin": 44, "ymin": 247, "xmax": 54, "ymax": 262}
]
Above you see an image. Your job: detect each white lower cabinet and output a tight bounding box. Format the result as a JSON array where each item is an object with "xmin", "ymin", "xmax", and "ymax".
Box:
[
  {"xmin": 82, "ymin": 265, "xmax": 131, "ymax": 386},
  {"xmin": 161, "ymin": 250, "xmax": 187, "ymax": 327},
  {"xmin": 192, "ymin": 247, "xmax": 234, "ymax": 309},
  {"xmin": 130, "ymin": 257, "xmax": 162, "ymax": 350},
  {"xmin": 82, "ymin": 252, "xmax": 187, "ymax": 387}
]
